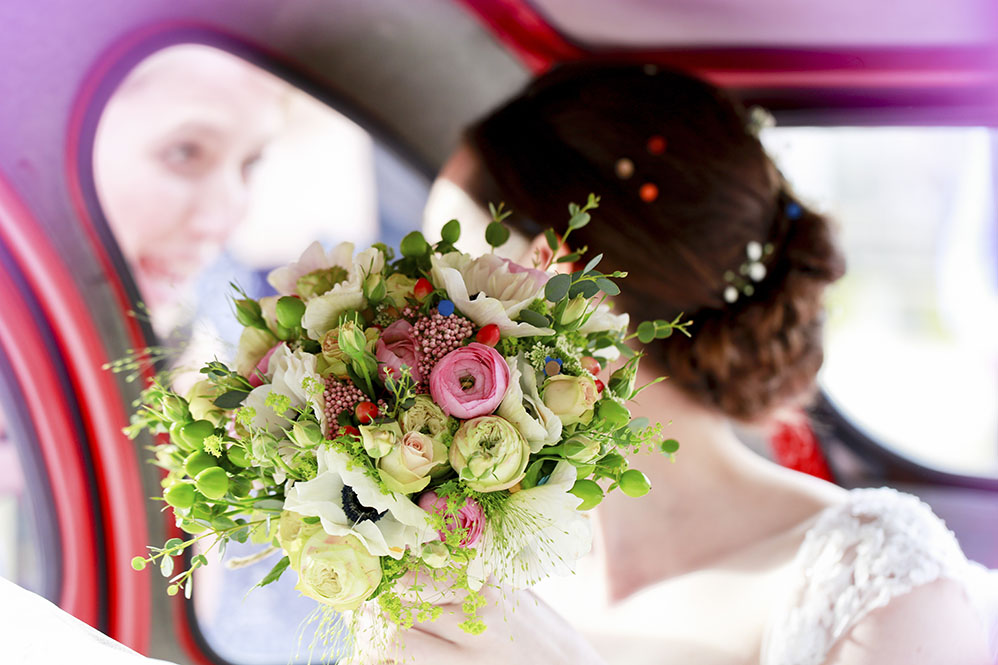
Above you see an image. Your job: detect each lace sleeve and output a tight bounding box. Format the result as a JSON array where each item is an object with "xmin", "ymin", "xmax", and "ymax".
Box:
[{"xmin": 761, "ymin": 488, "xmax": 970, "ymax": 665}]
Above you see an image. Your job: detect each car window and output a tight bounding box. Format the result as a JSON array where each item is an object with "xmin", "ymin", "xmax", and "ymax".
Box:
[{"xmin": 762, "ymin": 126, "xmax": 998, "ymax": 478}]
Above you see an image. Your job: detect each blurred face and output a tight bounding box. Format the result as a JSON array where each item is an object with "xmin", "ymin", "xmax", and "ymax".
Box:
[{"xmin": 94, "ymin": 47, "xmax": 283, "ymax": 312}]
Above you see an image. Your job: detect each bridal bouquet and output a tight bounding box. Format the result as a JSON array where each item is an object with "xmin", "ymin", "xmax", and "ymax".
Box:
[{"xmin": 127, "ymin": 196, "xmax": 686, "ymax": 648}]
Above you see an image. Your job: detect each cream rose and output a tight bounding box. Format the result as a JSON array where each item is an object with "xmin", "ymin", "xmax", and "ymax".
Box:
[
  {"xmin": 294, "ymin": 531, "xmax": 382, "ymax": 611},
  {"xmin": 399, "ymin": 395, "xmax": 451, "ymax": 438},
  {"xmin": 542, "ymin": 374, "xmax": 599, "ymax": 427},
  {"xmin": 377, "ymin": 431, "xmax": 448, "ymax": 494},
  {"xmin": 359, "ymin": 422, "xmax": 403, "ymax": 459}
]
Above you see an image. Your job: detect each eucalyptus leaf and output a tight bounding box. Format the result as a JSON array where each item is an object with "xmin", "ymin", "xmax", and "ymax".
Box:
[
  {"xmin": 160, "ymin": 555, "xmax": 174, "ymax": 578},
  {"xmin": 636, "ymin": 321, "xmax": 655, "ymax": 344},
  {"xmin": 518, "ymin": 309, "xmax": 552, "ymax": 328},
  {"xmin": 544, "ymin": 228, "xmax": 559, "ymax": 251},
  {"xmin": 214, "ymin": 390, "xmax": 249, "ymax": 409},
  {"xmin": 595, "ymin": 277, "xmax": 620, "ymax": 296},
  {"xmin": 485, "ymin": 222, "xmax": 510, "ymax": 248},
  {"xmin": 544, "ymin": 274, "xmax": 571, "ymax": 302},
  {"xmin": 164, "ymin": 538, "xmax": 183, "ymax": 550},
  {"xmin": 583, "ymin": 253, "xmax": 603, "ymax": 274},
  {"xmin": 440, "ymin": 219, "xmax": 461, "ymax": 244},
  {"xmin": 568, "ymin": 212, "xmax": 591, "ymax": 230},
  {"xmin": 555, "ymin": 252, "xmax": 582, "ymax": 264}
]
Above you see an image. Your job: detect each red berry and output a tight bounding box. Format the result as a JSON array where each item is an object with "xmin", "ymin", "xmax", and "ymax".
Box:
[
  {"xmin": 595, "ymin": 378, "xmax": 605, "ymax": 393},
  {"xmin": 639, "ymin": 183, "xmax": 659, "ymax": 203},
  {"xmin": 414, "ymin": 278, "xmax": 433, "ymax": 301},
  {"xmin": 476, "ymin": 324, "xmax": 501, "ymax": 347},
  {"xmin": 341, "ymin": 425, "xmax": 360, "ymax": 437},
  {"xmin": 355, "ymin": 401, "xmax": 378, "ymax": 424},
  {"xmin": 580, "ymin": 356, "xmax": 601, "ymax": 375}
]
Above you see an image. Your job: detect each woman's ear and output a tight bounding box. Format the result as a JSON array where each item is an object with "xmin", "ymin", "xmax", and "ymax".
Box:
[{"xmin": 523, "ymin": 233, "xmax": 575, "ymax": 273}]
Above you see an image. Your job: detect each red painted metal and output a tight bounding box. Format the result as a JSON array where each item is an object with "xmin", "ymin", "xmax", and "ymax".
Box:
[
  {"xmin": 0, "ymin": 174, "xmax": 150, "ymax": 651},
  {"xmin": 458, "ymin": 0, "xmax": 582, "ymax": 71},
  {"xmin": 0, "ymin": 174, "xmax": 101, "ymax": 628}
]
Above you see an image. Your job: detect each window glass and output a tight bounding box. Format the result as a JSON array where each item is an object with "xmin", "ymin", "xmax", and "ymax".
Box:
[
  {"xmin": 761, "ymin": 126, "xmax": 998, "ymax": 477},
  {"xmin": 92, "ymin": 45, "xmax": 428, "ymax": 663},
  {"xmin": 0, "ymin": 376, "xmax": 60, "ymax": 599}
]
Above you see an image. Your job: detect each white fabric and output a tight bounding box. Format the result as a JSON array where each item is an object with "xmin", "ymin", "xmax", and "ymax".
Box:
[
  {"xmin": 0, "ymin": 575, "xmax": 176, "ymax": 665},
  {"xmin": 762, "ymin": 487, "xmax": 998, "ymax": 665}
]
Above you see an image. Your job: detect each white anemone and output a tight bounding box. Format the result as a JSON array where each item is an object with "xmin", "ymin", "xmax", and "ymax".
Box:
[
  {"xmin": 430, "ymin": 253, "xmax": 553, "ymax": 337},
  {"xmin": 497, "ymin": 355, "xmax": 562, "ymax": 452},
  {"xmin": 301, "ymin": 246, "xmax": 385, "ymax": 340},
  {"xmin": 475, "ymin": 461, "xmax": 592, "ymax": 589},
  {"xmin": 283, "ymin": 448, "xmax": 437, "ymax": 559},
  {"xmin": 267, "ymin": 241, "xmax": 355, "ymax": 297}
]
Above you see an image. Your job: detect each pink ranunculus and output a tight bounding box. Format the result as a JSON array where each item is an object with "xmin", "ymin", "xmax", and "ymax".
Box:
[
  {"xmin": 375, "ymin": 320, "xmax": 423, "ymax": 383},
  {"xmin": 418, "ymin": 491, "xmax": 485, "ymax": 547},
  {"xmin": 429, "ymin": 343, "xmax": 510, "ymax": 419},
  {"xmin": 248, "ymin": 343, "xmax": 282, "ymax": 388}
]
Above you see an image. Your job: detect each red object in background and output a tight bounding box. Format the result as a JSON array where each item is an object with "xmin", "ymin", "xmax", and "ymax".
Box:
[{"xmin": 770, "ymin": 418, "xmax": 834, "ymax": 481}]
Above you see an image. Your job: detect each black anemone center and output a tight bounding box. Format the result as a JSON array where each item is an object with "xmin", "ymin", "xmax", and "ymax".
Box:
[{"xmin": 341, "ymin": 486, "xmax": 386, "ymax": 524}]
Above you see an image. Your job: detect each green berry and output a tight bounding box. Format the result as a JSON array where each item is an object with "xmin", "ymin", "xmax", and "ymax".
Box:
[
  {"xmin": 184, "ymin": 451, "xmax": 217, "ymax": 478},
  {"xmin": 569, "ymin": 479, "xmax": 604, "ymax": 511},
  {"xmin": 131, "ymin": 556, "xmax": 147, "ymax": 571},
  {"xmin": 163, "ymin": 483, "xmax": 196, "ymax": 510},
  {"xmin": 180, "ymin": 420, "xmax": 215, "ymax": 449},
  {"xmin": 226, "ymin": 445, "xmax": 251, "ymax": 468},
  {"xmin": 619, "ymin": 469, "xmax": 651, "ymax": 498},
  {"xmin": 195, "ymin": 467, "xmax": 229, "ymax": 500}
]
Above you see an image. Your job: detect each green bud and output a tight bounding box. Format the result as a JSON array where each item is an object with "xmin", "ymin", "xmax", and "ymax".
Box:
[
  {"xmin": 608, "ymin": 367, "xmax": 637, "ymax": 400},
  {"xmin": 164, "ymin": 483, "xmax": 196, "ymax": 510},
  {"xmin": 337, "ymin": 321, "xmax": 368, "ymax": 358},
  {"xmin": 194, "ymin": 467, "xmax": 229, "ymax": 500},
  {"xmin": 275, "ymin": 296, "xmax": 306, "ymax": 329},
  {"xmin": 559, "ymin": 294, "xmax": 589, "ymax": 327},
  {"xmin": 184, "ymin": 451, "xmax": 218, "ymax": 478},
  {"xmin": 291, "ymin": 421, "xmax": 324, "ymax": 448},
  {"xmin": 161, "ymin": 394, "xmax": 191, "ymax": 423},
  {"xmin": 619, "ymin": 469, "xmax": 651, "ymax": 498},
  {"xmin": 596, "ymin": 399, "xmax": 630, "ymax": 431},
  {"xmin": 363, "ymin": 274, "xmax": 387, "ymax": 303},
  {"xmin": 234, "ymin": 298, "xmax": 264, "ymax": 328},
  {"xmin": 569, "ymin": 479, "xmax": 604, "ymax": 511}
]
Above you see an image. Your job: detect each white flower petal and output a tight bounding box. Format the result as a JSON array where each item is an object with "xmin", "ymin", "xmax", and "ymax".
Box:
[
  {"xmin": 578, "ymin": 303, "xmax": 630, "ymax": 335},
  {"xmin": 301, "ymin": 288, "xmax": 365, "ymax": 340},
  {"xmin": 498, "ymin": 356, "xmax": 562, "ymax": 452}
]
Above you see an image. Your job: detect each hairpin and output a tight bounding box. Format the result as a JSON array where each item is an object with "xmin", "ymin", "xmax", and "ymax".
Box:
[
  {"xmin": 615, "ymin": 158, "xmax": 634, "ymax": 179},
  {"xmin": 723, "ymin": 241, "xmax": 773, "ymax": 304}
]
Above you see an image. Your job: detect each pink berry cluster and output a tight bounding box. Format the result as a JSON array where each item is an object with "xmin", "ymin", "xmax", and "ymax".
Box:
[
  {"xmin": 323, "ymin": 376, "xmax": 367, "ymax": 422},
  {"xmin": 410, "ymin": 309, "xmax": 474, "ymax": 380}
]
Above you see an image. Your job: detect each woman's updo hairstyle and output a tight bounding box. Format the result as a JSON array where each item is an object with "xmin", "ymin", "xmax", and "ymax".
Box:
[{"xmin": 464, "ymin": 62, "xmax": 845, "ymax": 421}]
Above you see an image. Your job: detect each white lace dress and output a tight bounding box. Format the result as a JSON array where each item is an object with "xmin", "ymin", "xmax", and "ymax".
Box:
[{"xmin": 761, "ymin": 487, "xmax": 998, "ymax": 665}]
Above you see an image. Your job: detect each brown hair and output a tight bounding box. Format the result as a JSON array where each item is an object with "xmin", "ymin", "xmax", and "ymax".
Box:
[{"xmin": 464, "ymin": 62, "xmax": 845, "ymax": 420}]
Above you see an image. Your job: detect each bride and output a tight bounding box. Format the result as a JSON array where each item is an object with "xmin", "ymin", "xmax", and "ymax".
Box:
[{"xmin": 406, "ymin": 62, "xmax": 997, "ymax": 665}]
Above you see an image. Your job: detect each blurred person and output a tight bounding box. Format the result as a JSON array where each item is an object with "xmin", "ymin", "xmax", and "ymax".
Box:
[
  {"xmin": 93, "ymin": 45, "xmax": 284, "ymax": 336},
  {"xmin": 414, "ymin": 63, "xmax": 997, "ymax": 665}
]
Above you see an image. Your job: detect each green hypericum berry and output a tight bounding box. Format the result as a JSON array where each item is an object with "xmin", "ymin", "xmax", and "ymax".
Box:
[
  {"xmin": 226, "ymin": 445, "xmax": 251, "ymax": 468},
  {"xmin": 163, "ymin": 483, "xmax": 196, "ymax": 510},
  {"xmin": 180, "ymin": 420, "xmax": 214, "ymax": 449},
  {"xmin": 131, "ymin": 556, "xmax": 147, "ymax": 571},
  {"xmin": 169, "ymin": 422, "xmax": 196, "ymax": 452},
  {"xmin": 569, "ymin": 479, "xmax": 604, "ymax": 511},
  {"xmin": 184, "ymin": 451, "xmax": 217, "ymax": 478},
  {"xmin": 619, "ymin": 469, "xmax": 651, "ymax": 498},
  {"xmin": 275, "ymin": 295, "xmax": 306, "ymax": 329},
  {"xmin": 195, "ymin": 467, "xmax": 229, "ymax": 500}
]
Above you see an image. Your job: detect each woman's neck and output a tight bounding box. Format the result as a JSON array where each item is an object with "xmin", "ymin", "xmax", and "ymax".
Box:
[{"xmin": 595, "ymin": 364, "xmax": 843, "ymax": 602}]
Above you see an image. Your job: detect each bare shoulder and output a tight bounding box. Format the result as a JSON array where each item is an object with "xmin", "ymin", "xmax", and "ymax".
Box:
[{"xmin": 823, "ymin": 578, "xmax": 990, "ymax": 665}]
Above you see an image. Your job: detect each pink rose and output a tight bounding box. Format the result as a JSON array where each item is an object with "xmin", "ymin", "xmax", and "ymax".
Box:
[
  {"xmin": 418, "ymin": 491, "xmax": 485, "ymax": 547},
  {"xmin": 375, "ymin": 320, "xmax": 423, "ymax": 383},
  {"xmin": 429, "ymin": 343, "xmax": 509, "ymax": 419},
  {"xmin": 248, "ymin": 343, "xmax": 282, "ymax": 388}
]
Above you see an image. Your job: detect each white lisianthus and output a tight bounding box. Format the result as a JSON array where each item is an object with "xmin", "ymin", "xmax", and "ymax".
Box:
[
  {"xmin": 577, "ymin": 303, "xmax": 630, "ymax": 335},
  {"xmin": 475, "ymin": 462, "xmax": 592, "ymax": 589},
  {"xmin": 430, "ymin": 253, "xmax": 553, "ymax": 337},
  {"xmin": 294, "ymin": 530, "xmax": 383, "ymax": 611},
  {"xmin": 497, "ymin": 356, "xmax": 562, "ymax": 452},
  {"xmin": 267, "ymin": 241, "xmax": 355, "ymax": 299},
  {"xmin": 244, "ymin": 345, "xmax": 328, "ymax": 436},
  {"xmin": 301, "ymin": 246, "xmax": 385, "ymax": 340},
  {"xmin": 283, "ymin": 448, "xmax": 437, "ymax": 559}
]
